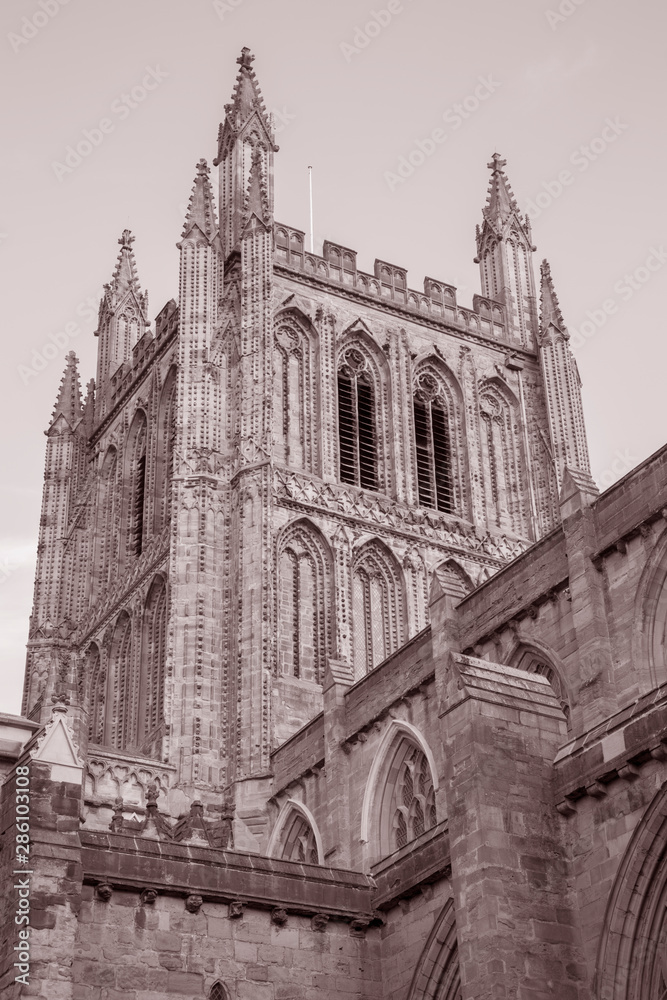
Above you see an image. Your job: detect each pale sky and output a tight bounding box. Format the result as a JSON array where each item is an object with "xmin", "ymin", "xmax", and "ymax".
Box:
[{"xmin": 1, "ymin": 0, "xmax": 665, "ymax": 713}]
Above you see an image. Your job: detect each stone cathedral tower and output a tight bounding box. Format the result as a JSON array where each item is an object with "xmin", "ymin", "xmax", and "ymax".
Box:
[
  {"xmin": 12, "ymin": 47, "xmax": 667, "ymax": 1000},
  {"xmin": 21, "ymin": 49, "xmax": 593, "ymax": 849}
]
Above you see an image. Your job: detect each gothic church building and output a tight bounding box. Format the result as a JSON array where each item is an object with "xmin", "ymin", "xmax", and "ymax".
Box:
[{"xmin": 2, "ymin": 48, "xmax": 667, "ymax": 1000}]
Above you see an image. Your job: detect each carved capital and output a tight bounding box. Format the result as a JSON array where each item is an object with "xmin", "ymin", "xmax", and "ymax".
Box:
[
  {"xmin": 311, "ymin": 913, "xmax": 329, "ymax": 933},
  {"xmin": 271, "ymin": 907, "xmax": 288, "ymax": 927}
]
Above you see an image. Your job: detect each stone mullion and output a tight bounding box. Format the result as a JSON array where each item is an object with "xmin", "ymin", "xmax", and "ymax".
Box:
[
  {"xmin": 399, "ymin": 331, "xmax": 418, "ymax": 507},
  {"xmin": 319, "ymin": 310, "xmax": 337, "ymax": 482},
  {"xmin": 332, "ymin": 526, "xmax": 353, "ymax": 665},
  {"xmin": 458, "ymin": 346, "xmax": 484, "ymax": 525}
]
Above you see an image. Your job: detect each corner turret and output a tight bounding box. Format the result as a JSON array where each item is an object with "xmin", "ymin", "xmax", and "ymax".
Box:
[
  {"xmin": 214, "ymin": 47, "xmax": 278, "ymax": 260},
  {"xmin": 475, "ymin": 153, "xmax": 538, "ymax": 348}
]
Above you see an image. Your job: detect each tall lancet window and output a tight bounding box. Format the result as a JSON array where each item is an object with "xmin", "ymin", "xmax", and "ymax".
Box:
[
  {"xmin": 110, "ymin": 613, "xmax": 136, "ymax": 750},
  {"xmin": 144, "ymin": 578, "xmax": 167, "ymax": 740},
  {"xmin": 338, "ymin": 348, "xmax": 377, "ymax": 491},
  {"xmin": 155, "ymin": 371, "xmax": 176, "ymax": 532},
  {"xmin": 479, "ymin": 381, "xmax": 527, "ymax": 537},
  {"xmin": 277, "ymin": 522, "xmax": 331, "ymax": 685},
  {"xmin": 86, "ymin": 644, "xmax": 105, "ymax": 745},
  {"xmin": 413, "ymin": 373, "xmax": 454, "ymax": 513},
  {"xmin": 128, "ymin": 412, "xmax": 148, "ymax": 556},
  {"xmin": 352, "ymin": 541, "xmax": 404, "ymax": 678}
]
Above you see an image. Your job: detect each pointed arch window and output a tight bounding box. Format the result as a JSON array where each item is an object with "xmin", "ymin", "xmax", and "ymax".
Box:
[
  {"xmin": 278, "ymin": 811, "xmax": 320, "ymax": 864},
  {"xmin": 479, "ymin": 383, "xmax": 527, "ymax": 537},
  {"xmin": 381, "ymin": 740, "xmax": 437, "ymax": 854},
  {"xmin": 277, "ymin": 523, "xmax": 331, "ymax": 685},
  {"xmin": 274, "ymin": 319, "xmax": 318, "ymax": 474},
  {"xmin": 128, "ymin": 413, "xmax": 148, "ymax": 557},
  {"xmin": 86, "ymin": 645, "xmax": 105, "ymax": 745},
  {"xmin": 143, "ymin": 578, "xmax": 167, "ymax": 740},
  {"xmin": 338, "ymin": 348, "xmax": 377, "ymax": 491},
  {"xmin": 209, "ymin": 984, "xmax": 230, "ymax": 1000},
  {"xmin": 98, "ymin": 447, "xmax": 118, "ymax": 589},
  {"xmin": 352, "ymin": 542, "xmax": 404, "ymax": 678},
  {"xmin": 413, "ymin": 373, "xmax": 454, "ymax": 513},
  {"xmin": 110, "ymin": 613, "xmax": 137, "ymax": 751},
  {"xmin": 155, "ymin": 372, "xmax": 176, "ymax": 532}
]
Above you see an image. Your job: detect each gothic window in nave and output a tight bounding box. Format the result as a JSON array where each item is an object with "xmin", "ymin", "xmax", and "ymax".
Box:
[
  {"xmin": 277, "ymin": 810, "xmax": 320, "ymax": 864},
  {"xmin": 413, "ymin": 372, "xmax": 454, "ymax": 514},
  {"xmin": 338, "ymin": 348, "xmax": 378, "ymax": 491},
  {"xmin": 382, "ymin": 741, "xmax": 437, "ymax": 854}
]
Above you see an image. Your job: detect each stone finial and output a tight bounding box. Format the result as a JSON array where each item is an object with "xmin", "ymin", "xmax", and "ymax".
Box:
[{"xmin": 237, "ymin": 46, "xmax": 255, "ymax": 68}]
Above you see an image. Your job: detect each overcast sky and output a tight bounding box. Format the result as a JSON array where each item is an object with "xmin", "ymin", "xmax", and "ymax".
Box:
[{"xmin": 0, "ymin": 0, "xmax": 665, "ymax": 713}]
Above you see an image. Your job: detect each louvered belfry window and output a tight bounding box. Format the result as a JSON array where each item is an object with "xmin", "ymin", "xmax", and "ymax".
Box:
[
  {"xmin": 338, "ymin": 348, "xmax": 377, "ymax": 491},
  {"xmin": 414, "ymin": 373, "xmax": 454, "ymax": 513}
]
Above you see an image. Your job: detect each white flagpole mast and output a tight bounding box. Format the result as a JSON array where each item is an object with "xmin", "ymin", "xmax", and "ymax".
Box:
[{"xmin": 308, "ymin": 165, "xmax": 314, "ymax": 253}]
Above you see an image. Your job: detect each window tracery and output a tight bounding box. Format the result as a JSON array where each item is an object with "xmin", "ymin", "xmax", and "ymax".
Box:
[
  {"xmin": 389, "ymin": 743, "xmax": 437, "ymax": 851},
  {"xmin": 209, "ymin": 983, "xmax": 230, "ymax": 1000}
]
